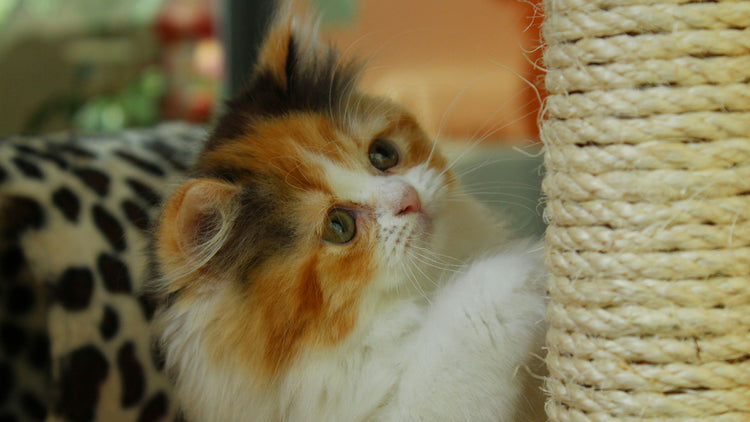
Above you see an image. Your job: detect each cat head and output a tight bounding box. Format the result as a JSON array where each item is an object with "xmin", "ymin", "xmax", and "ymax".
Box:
[{"xmin": 154, "ymin": 12, "xmax": 477, "ymax": 379}]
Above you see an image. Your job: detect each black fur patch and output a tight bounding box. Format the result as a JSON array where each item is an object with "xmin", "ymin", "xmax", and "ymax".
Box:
[
  {"xmin": 117, "ymin": 342, "xmax": 145, "ymax": 407},
  {"xmin": 211, "ymin": 180, "xmax": 297, "ymax": 280},
  {"xmin": 57, "ymin": 345, "xmax": 109, "ymax": 422},
  {"xmin": 56, "ymin": 268, "xmax": 94, "ymax": 311},
  {"xmin": 73, "ymin": 167, "xmax": 110, "ymax": 197},
  {"xmin": 97, "ymin": 253, "xmax": 131, "ymax": 293},
  {"xmin": 52, "ymin": 187, "xmax": 80, "ymax": 222},
  {"xmin": 0, "ymin": 166, "xmax": 7, "ymax": 183},
  {"xmin": 115, "ymin": 151, "xmax": 165, "ymax": 176},
  {"xmin": 206, "ymin": 34, "xmax": 360, "ymax": 150},
  {"xmin": 92, "ymin": 205, "xmax": 126, "ymax": 252}
]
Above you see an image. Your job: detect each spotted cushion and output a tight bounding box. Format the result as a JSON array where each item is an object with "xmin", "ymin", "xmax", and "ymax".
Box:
[{"xmin": 0, "ymin": 123, "xmax": 202, "ymax": 421}]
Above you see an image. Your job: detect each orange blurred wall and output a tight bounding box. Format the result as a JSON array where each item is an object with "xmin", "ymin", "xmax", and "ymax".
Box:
[{"xmin": 324, "ymin": 0, "xmax": 543, "ymax": 144}]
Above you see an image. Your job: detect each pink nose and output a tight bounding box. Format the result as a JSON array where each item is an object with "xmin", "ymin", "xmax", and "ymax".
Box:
[{"xmin": 397, "ymin": 185, "xmax": 422, "ymax": 215}]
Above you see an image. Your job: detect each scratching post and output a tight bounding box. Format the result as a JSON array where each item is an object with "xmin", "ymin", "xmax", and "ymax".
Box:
[{"xmin": 541, "ymin": 1, "xmax": 750, "ymax": 420}]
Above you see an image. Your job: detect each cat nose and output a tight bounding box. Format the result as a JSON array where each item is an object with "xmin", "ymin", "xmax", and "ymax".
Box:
[{"xmin": 397, "ymin": 185, "xmax": 422, "ymax": 215}]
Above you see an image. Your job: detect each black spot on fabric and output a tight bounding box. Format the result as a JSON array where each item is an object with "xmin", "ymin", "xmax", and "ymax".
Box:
[
  {"xmin": 118, "ymin": 342, "xmax": 145, "ymax": 407},
  {"xmin": 5, "ymin": 284, "xmax": 34, "ymax": 316},
  {"xmin": 115, "ymin": 151, "xmax": 165, "ymax": 176},
  {"xmin": 57, "ymin": 345, "xmax": 109, "ymax": 422},
  {"xmin": 52, "ymin": 187, "xmax": 80, "ymax": 222},
  {"xmin": 0, "ymin": 246, "xmax": 25, "ymax": 278},
  {"xmin": 11, "ymin": 157, "xmax": 43, "ymax": 179},
  {"xmin": 99, "ymin": 306, "xmax": 120, "ymax": 340},
  {"xmin": 0, "ymin": 413, "xmax": 17, "ymax": 422},
  {"xmin": 0, "ymin": 196, "xmax": 44, "ymax": 241},
  {"xmin": 146, "ymin": 140, "xmax": 189, "ymax": 171},
  {"xmin": 92, "ymin": 205, "xmax": 126, "ymax": 251},
  {"xmin": 97, "ymin": 253, "xmax": 131, "ymax": 293},
  {"xmin": 73, "ymin": 168, "xmax": 110, "ymax": 196},
  {"xmin": 20, "ymin": 391, "xmax": 46, "ymax": 420},
  {"xmin": 126, "ymin": 178, "xmax": 162, "ymax": 207},
  {"xmin": 54, "ymin": 144, "xmax": 97, "ymax": 159},
  {"xmin": 122, "ymin": 200, "xmax": 150, "ymax": 230},
  {"xmin": 13, "ymin": 145, "xmax": 36, "ymax": 155},
  {"xmin": 28, "ymin": 333, "xmax": 50, "ymax": 371},
  {"xmin": 15, "ymin": 144, "xmax": 67, "ymax": 169},
  {"xmin": 0, "ymin": 322, "xmax": 25, "ymax": 357},
  {"xmin": 56, "ymin": 268, "xmax": 94, "ymax": 311},
  {"xmin": 137, "ymin": 392, "xmax": 168, "ymax": 422},
  {"xmin": 137, "ymin": 294, "xmax": 157, "ymax": 321},
  {"xmin": 0, "ymin": 362, "xmax": 13, "ymax": 404}
]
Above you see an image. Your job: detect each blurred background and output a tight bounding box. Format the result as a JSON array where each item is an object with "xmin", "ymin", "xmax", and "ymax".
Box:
[{"xmin": 0, "ymin": 0, "xmax": 546, "ymax": 234}]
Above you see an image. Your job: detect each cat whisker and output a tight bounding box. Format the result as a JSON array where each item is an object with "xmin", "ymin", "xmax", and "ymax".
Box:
[
  {"xmin": 407, "ymin": 246, "xmax": 464, "ymax": 271},
  {"xmin": 428, "ymin": 81, "xmax": 476, "ymax": 165},
  {"xmin": 409, "ymin": 252, "xmax": 461, "ymax": 276},
  {"xmin": 438, "ymin": 106, "xmax": 539, "ymax": 182},
  {"xmin": 463, "ymin": 85, "xmax": 530, "ymax": 148},
  {"xmin": 456, "ymin": 185, "xmax": 541, "ymax": 196},
  {"xmin": 449, "ymin": 191, "xmax": 538, "ymax": 202},
  {"xmin": 408, "ymin": 256, "xmax": 440, "ymax": 289},
  {"xmin": 468, "ymin": 95, "xmax": 539, "ymax": 147},
  {"xmin": 399, "ymin": 258, "xmax": 431, "ymax": 303},
  {"xmin": 453, "ymin": 158, "xmax": 541, "ymax": 181},
  {"xmin": 409, "ymin": 241, "xmax": 466, "ymax": 265}
]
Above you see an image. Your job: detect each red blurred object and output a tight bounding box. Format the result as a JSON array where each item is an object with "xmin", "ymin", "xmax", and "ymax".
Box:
[
  {"xmin": 155, "ymin": 0, "xmax": 215, "ymax": 41},
  {"xmin": 155, "ymin": 0, "xmax": 223, "ymax": 122}
]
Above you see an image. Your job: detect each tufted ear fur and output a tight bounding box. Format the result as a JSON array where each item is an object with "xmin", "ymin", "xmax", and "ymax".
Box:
[
  {"xmin": 205, "ymin": 5, "xmax": 361, "ymax": 150},
  {"xmin": 254, "ymin": 7, "xmax": 319, "ymax": 91},
  {"xmin": 157, "ymin": 179, "xmax": 240, "ymax": 279}
]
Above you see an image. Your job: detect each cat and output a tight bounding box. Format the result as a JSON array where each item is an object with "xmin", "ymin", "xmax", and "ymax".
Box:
[{"xmin": 149, "ymin": 8, "xmax": 548, "ymax": 422}]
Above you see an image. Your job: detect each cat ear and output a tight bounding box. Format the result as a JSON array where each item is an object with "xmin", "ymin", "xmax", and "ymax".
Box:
[
  {"xmin": 158, "ymin": 179, "xmax": 240, "ymax": 275},
  {"xmin": 254, "ymin": 5, "xmax": 322, "ymax": 91}
]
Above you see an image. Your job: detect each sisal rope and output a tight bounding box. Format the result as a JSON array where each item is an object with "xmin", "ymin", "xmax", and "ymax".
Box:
[{"xmin": 541, "ymin": 0, "xmax": 750, "ymax": 420}]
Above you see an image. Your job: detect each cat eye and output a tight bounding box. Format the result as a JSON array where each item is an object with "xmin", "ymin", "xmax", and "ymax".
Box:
[
  {"xmin": 368, "ymin": 138, "xmax": 400, "ymax": 171},
  {"xmin": 323, "ymin": 208, "xmax": 356, "ymax": 244}
]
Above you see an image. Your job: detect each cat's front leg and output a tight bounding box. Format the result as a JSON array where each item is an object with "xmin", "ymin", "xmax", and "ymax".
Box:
[{"xmin": 382, "ymin": 246, "xmax": 547, "ymax": 422}]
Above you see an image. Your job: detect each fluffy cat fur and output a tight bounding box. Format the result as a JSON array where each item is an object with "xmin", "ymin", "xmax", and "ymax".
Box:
[{"xmin": 150, "ymin": 9, "xmax": 547, "ymax": 422}]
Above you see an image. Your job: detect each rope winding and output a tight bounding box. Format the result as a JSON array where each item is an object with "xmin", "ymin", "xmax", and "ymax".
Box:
[{"xmin": 541, "ymin": 0, "xmax": 750, "ymax": 420}]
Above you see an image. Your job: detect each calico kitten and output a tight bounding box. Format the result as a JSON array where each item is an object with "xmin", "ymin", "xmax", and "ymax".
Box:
[{"xmin": 150, "ymin": 10, "xmax": 547, "ymax": 422}]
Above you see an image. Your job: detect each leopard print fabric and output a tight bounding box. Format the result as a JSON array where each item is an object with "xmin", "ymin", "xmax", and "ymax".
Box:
[{"xmin": 0, "ymin": 123, "xmax": 202, "ymax": 422}]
